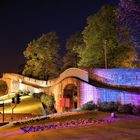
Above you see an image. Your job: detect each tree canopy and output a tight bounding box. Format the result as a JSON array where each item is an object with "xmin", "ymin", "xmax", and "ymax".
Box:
[
  {"xmin": 22, "ymin": 32, "xmax": 61, "ymax": 80},
  {"xmin": 78, "ymin": 5, "xmax": 137, "ymax": 68},
  {"xmin": 62, "ymin": 32, "xmax": 85, "ymax": 71},
  {"xmin": 117, "ymin": 0, "xmax": 140, "ymax": 47},
  {"xmin": 21, "ymin": 3, "xmax": 139, "ymax": 79}
]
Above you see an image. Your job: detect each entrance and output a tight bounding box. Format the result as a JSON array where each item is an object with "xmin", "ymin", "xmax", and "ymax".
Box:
[{"xmin": 63, "ymin": 84, "xmax": 78, "ymax": 111}]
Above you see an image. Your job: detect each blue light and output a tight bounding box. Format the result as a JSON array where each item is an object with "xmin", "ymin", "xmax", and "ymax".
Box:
[{"xmin": 80, "ymin": 69, "xmax": 140, "ymax": 106}]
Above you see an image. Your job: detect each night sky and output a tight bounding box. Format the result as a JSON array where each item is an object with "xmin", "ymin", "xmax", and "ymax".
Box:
[{"xmin": 0, "ymin": 0, "xmax": 119, "ymax": 75}]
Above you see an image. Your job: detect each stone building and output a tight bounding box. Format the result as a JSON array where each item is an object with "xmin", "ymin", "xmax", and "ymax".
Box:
[{"xmin": 2, "ymin": 68, "xmax": 140, "ymax": 112}]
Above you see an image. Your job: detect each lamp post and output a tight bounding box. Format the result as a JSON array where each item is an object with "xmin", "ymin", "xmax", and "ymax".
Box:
[
  {"xmin": 104, "ymin": 40, "xmax": 107, "ymax": 69},
  {"xmin": 2, "ymin": 100, "xmax": 4, "ymax": 123}
]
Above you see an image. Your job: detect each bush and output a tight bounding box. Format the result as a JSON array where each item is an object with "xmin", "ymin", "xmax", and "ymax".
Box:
[
  {"xmin": 132, "ymin": 105, "xmax": 140, "ymax": 116},
  {"xmin": 98, "ymin": 101, "xmax": 118, "ymax": 112},
  {"xmin": 18, "ymin": 90, "xmax": 31, "ymax": 96},
  {"xmin": 98, "ymin": 101, "xmax": 108, "ymax": 112},
  {"xmin": 117, "ymin": 104, "xmax": 133, "ymax": 114},
  {"xmin": 33, "ymin": 92, "xmax": 43, "ymax": 99},
  {"xmin": 46, "ymin": 106, "xmax": 57, "ymax": 114},
  {"xmin": 41, "ymin": 93, "xmax": 56, "ymax": 115},
  {"xmin": 81, "ymin": 101, "xmax": 96, "ymax": 110}
]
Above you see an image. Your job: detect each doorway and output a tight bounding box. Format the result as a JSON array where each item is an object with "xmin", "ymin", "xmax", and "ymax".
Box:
[{"xmin": 63, "ymin": 84, "xmax": 78, "ymax": 111}]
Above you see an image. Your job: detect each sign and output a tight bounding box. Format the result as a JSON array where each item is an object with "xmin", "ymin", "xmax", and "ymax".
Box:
[
  {"xmin": 65, "ymin": 98, "xmax": 70, "ymax": 107},
  {"xmin": 60, "ymin": 98, "xmax": 70, "ymax": 108}
]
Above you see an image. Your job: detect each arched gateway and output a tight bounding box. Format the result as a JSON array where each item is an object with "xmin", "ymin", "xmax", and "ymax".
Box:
[
  {"xmin": 63, "ymin": 84, "xmax": 78, "ymax": 111},
  {"xmin": 52, "ymin": 77, "xmax": 81, "ymax": 112}
]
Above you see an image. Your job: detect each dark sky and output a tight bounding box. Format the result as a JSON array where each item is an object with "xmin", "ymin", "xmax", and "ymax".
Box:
[{"xmin": 0, "ymin": 0, "xmax": 119, "ymax": 75}]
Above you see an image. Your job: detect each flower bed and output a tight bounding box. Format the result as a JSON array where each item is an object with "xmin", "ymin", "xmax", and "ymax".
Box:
[{"xmin": 20, "ymin": 118, "xmax": 110, "ymax": 133}]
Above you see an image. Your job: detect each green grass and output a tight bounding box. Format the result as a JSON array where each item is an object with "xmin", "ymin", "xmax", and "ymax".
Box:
[
  {"xmin": 13, "ymin": 111, "xmax": 108, "ymax": 126},
  {"xmin": 0, "ymin": 95, "xmax": 44, "ymax": 115},
  {"xmin": 19, "ymin": 119, "xmax": 140, "ymax": 140}
]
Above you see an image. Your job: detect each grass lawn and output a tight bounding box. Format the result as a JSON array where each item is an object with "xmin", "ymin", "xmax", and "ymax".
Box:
[
  {"xmin": 17, "ymin": 111, "xmax": 108, "ymax": 126},
  {"xmin": 0, "ymin": 111, "xmax": 140, "ymax": 140},
  {"xmin": 0, "ymin": 95, "xmax": 44, "ymax": 115}
]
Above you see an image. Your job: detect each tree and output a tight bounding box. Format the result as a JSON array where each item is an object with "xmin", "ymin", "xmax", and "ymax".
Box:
[
  {"xmin": 109, "ymin": 44, "xmax": 137, "ymax": 68},
  {"xmin": 62, "ymin": 32, "xmax": 85, "ymax": 71},
  {"xmin": 0, "ymin": 80, "xmax": 8, "ymax": 96},
  {"xmin": 79, "ymin": 5, "xmax": 137, "ymax": 68},
  {"xmin": 117, "ymin": 0, "xmax": 140, "ymax": 47},
  {"xmin": 18, "ymin": 63, "xmax": 25, "ymax": 74},
  {"xmin": 22, "ymin": 32, "xmax": 61, "ymax": 80},
  {"xmin": 62, "ymin": 51, "xmax": 79, "ymax": 71}
]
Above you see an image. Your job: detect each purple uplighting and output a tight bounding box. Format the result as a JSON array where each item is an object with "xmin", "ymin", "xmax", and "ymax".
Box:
[{"xmin": 80, "ymin": 69, "xmax": 140, "ymax": 106}]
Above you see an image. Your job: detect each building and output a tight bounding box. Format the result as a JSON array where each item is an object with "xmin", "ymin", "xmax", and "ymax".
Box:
[{"xmin": 2, "ymin": 68, "xmax": 140, "ymax": 112}]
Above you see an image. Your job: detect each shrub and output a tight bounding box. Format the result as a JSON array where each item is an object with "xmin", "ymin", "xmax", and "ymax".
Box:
[
  {"xmin": 132, "ymin": 105, "xmax": 140, "ymax": 116},
  {"xmin": 98, "ymin": 101, "xmax": 108, "ymax": 111},
  {"xmin": 81, "ymin": 101, "xmax": 96, "ymax": 110},
  {"xmin": 98, "ymin": 101, "xmax": 118, "ymax": 112},
  {"xmin": 41, "ymin": 93, "xmax": 56, "ymax": 115},
  {"xmin": 33, "ymin": 92, "xmax": 43, "ymax": 99},
  {"xmin": 18, "ymin": 90, "xmax": 31, "ymax": 96},
  {"xmin": 46, "ymin": 106, "xmax": 57, "ymax": 115},
  {"xmin": 117, "ymin": 104, "xmax": 133, "ymax": 114}
]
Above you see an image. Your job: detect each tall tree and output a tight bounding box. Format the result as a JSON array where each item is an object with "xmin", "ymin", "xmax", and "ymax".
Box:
[
  {"xmin": 117, "ymin": 0, "xmax": 140, "ymax": 47},
  {"xmin": 62, "ymin": 32, "xmax": 85, "ymax": 71},
  {"xmin": 23, "ymin": 32, "xmax": 61, "ymax": 80},
  {"xmin": 79, "ymin": 5, "xmax": 137, "ymax": 68}
]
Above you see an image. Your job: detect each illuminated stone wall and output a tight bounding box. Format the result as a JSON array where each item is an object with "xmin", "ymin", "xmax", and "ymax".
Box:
[
  {"xmin": 50, "ymin": 77, "xmax": 80, "ymax": 112},
  {"xmin": 80, "ymin": 69, "xmax": 140, "ymax": 106},
  {"xmin": 2, "ymin": 73, "xmax": 44, "ymax": 94},
  {"xmin": 96, "ymin": 88, "xmax": 140, "ymax": 105},
  {"xmin": 1, "ymin": 68, "xmax": 140, "ymax": 112},
  {"xmin": 91, "ymin": 68, "xmax": 140, "ymax": 86},
  {"xmin": 80, "ymin": 82, "xmax": 140, "ymax": 106},
  {"xmin": 80, "ymin": 82, "xmax": 96, "ymax": 104}
]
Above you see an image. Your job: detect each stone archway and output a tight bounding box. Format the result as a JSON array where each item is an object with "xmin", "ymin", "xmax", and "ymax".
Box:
[
  {"xmin": 62, "ymin": 84, "xmax": 78, "ymax": 111},
  {"xmin": 51, "ymin": 77, "xmax": 80, "ymax": 112}
]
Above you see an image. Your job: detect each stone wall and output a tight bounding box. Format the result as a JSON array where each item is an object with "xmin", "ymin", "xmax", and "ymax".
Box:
[
  {"xmin": 79, "ymin": 82, "xmax": 140, "ymax": 106},
  {"xmin": 91, "ymin": 68, "xmax": 140, "ymax": 86},
  {"xmin": 1, "ymin": 68, "xmax": 140, "ymax": 112},
  {"xmin": 96, "ymin": 88, "xmax": 140, "ymax": 105},
  {"xmin": 2, "ymin": 73, "xmax": 45, "ymax": 94},
  {"xmin": 50, "ymin": 77, "xmax": 80, "ymax": 112},
  {"xmin": 80, "ymin": 69, "xmax": 140, "ymax": 106}
]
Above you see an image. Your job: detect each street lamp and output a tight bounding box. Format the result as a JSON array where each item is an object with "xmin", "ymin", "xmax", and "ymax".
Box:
[{"xmin": 104, "ymin": 40, "xmax": 107, "ymax": 69}]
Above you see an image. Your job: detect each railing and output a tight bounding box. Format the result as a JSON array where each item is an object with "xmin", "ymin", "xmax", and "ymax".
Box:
[
  {"xmin": 23, "ymin": 77, "xmax": 47, "ymax": 87},
  {"xmin": 3, "ymin": 73, "xmax": 48, "ymax": 88}
]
